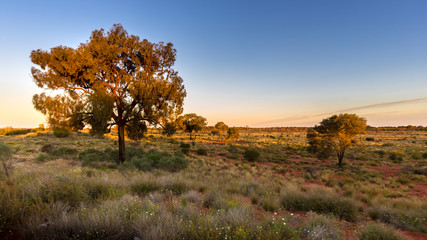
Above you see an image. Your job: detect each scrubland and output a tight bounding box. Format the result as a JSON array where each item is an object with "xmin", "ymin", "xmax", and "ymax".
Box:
[{"xmin": 0, "ymin": 127, "xmax": 426, "ymax": 240}]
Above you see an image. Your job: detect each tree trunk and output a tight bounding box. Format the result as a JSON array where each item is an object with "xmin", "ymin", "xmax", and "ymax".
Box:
[
  {"xmin": 118, "ymin": 124, "xmax": 126, "ymax": 163},
  {"xmin": 337, "ymin": 151, "xmax": 344, "ymax": 168}
]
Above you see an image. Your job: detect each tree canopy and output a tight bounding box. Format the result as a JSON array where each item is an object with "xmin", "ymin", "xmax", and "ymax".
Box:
[
  {"xmin": 31, "ymin": 24, "xmax": 186, "ymax": 162},
  {"xmin": 214, "ymin": 122, "xmax": 229, "ymax": 139},
  {"xmin": 307, "ymin": 113, "xmax": 367, "ymax": 167},
  {"xmin": 178, "ymin": 113, "xmax": 207, "ymax": 139}
]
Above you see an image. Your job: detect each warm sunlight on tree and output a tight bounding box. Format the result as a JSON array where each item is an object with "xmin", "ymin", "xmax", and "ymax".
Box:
[
  {"xmin": 178, "ymin": 113, "xmax": 207, "ymax": 139},
  {"xmin": 307, "ymin": 113, "xmax": 367, "ymax": 168},
  {"xmin": 31, "ymin": 24, "xmax": 186, "ymax": 163},
  {"xmin": 214, "ymin": 121, "xmax": 229, "ymax": 140}
]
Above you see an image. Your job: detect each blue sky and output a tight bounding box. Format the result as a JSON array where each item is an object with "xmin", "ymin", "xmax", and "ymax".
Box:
[{"xmin": 1, "ymin": 0, "xmax": 427, "ymax": 127}]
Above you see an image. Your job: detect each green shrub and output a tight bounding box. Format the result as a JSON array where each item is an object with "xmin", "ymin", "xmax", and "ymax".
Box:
[
  {"xmin": 78, "ymin": 148, "xmax": 114, "ymax": 167},
  {"xmin": 48, "ymin": 147, "xmax": 78, "ymax": 158},
  {"xmin": 365, "ymin": 137, "xmax": 375, "ymax": 141},
  {"xmin": 280, "ymin": 188, "xmax": 357, "ymax": 221},
  {"xmin": 422, "ymin": 152, "xmax": 427, "ymax": 159},
  {"xmin": 53, "ymin": 128, "xmax": 71, "ymax": 138},
  {"xmin": 301, "ymin": 214, "xmax": 343, "ymax": 240},
  {"xmin": 243, "ymin": 149, "xmax": 260, "ymax": 162},
  {"xmin": 389, "ymin": 151, "xmax": 404, "ymax": 163},
  {"xmin": 180, "ymin": 143, "xmax": 191, "ymax": 155},
  {"xmin": 196, "ymin": 148, "xmax": 208, "ymax": 155},
  {"xmin": 35, "ymin": 153, "xmax": 51, "ymax": 162},
  {"xmin": 5, "ymin": 129, "xmax": 31, "ymax": 136},
  {"xmin": 357, "ymin": 224, "xmax": 403, "ymax": 240},
  {"xmin": 126, "ymin": 149, "xmax": 188, "ymax": 172}
]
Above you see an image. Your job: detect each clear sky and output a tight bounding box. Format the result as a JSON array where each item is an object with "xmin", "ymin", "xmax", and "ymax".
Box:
[{"xmin": 1, "ymin": 0, "xmax": 426, "ymax": 127}]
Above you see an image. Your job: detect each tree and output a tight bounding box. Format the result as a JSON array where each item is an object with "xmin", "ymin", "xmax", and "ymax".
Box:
[
  {"xmin": 227, "ymin": 127, "xmax": 240, "ymax": 141},
  {"xmin": 307, "ymin": 113, "xmax": 367, "ymax": 168},
  {"xmin": 214, "ymin": 121, "xmax": 229, "ymax": 140},
  {"xmin": 31, "ymin": 24, "xmax": 186, "ymax": 163},
  {"xmin": 178, "ymin": 113, "xmax": 207, "ymax": 139}
]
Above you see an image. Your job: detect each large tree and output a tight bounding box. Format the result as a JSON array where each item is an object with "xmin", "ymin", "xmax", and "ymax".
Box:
[
  {"xmin": 31, "ymin": 24, "xmax": 186, "ymax": 163},
  {"xmin": 307, "ymin": 113, "xmax": 367, "ymax": 168}
]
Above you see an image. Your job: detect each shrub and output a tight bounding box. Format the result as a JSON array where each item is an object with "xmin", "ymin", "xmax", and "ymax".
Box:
[
  {"xmin": 78, "ymin": 148, "xmax": 114, "ymax": 167},
  {"xmin": 196, "ymin": 148, "xmax": 208, "ymax": 155},
  {"xmin": 280, "ymin": 188, "xmax": 358, "ymax": 221},
  {"xmin": 389, "ymin": 151, "xmax": 404, "ymax": 163},
  {"xmin": 357, "ymin": 224, "xmax": 403, "ymax": 240},
  {"xmin": 5, "ymin": 129, "xmax": 31, "ymax": 136},
  {"xmin": 260, "ymin": 195, "xmax": 280, "ymax": 212},
  {"xmin": 365, "ymin": 137, "xmax": 375, "ymax": 141},
  {"xmin": 180, "ymin": 143, "xmax": 191, "ymax": 155},
  {"xmin": 301, "ymin": 214, "xmax": 343, "ymax": 240},
  {"xmin": 243, "ymin": 149, "xmax": 260, "ymax": 162},
  {"xmin": 52, "ymin": 128, "xmax": 71, "ymax": 138},
  {"xmin": 36, "ymin": 153, "xmax": 51, "ymax": 162},
  {"xmin": 41, "ymin": 144, "xmax": 55, "ymax": 153},
  {"xmin": 126, "ymin": 149, "xmax": 188, "ymax": 172},
  {"xmin": 422, "ymin": 152, "xmax": 427, "ymax": 159},
  {"xmin": 48, "ymin": 147, "xmax": 78, "ymax": 159}
]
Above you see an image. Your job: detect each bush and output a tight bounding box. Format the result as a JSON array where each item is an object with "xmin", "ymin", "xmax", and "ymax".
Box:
[
  {"xmin": 5, "ymin": 129, "xmax": 31, "ymax": 136},
  {"xmin": 49, "ymin": 147, "xmax": 78, "ymax": 158},
  {"xmin": 357, "ymin": 224, "xmax": 403, "ymax": 240},
  {"xmin": 196, "ymin": 148, "xmax": 208, "ymax": 155},
  {"xmin": 53, "ymin": 128, "xmax": 71, "ymax": 138},
  {"xmin": 422, "ymin": 152, "xmax": 427, "ymax": 159},
  {"xmin": 389, "ymin": 151, "xmax": 404, "ymax": 163},
  {"xmin": 180, "ymin": 143, "xmax": 191, "ymax": 155},
  {"xmin": 243, "ymin": 149, "xmax": 260, "ymax": 162},
  {"xmin": 127, "ymin": 149, "xmax": 188, "ymax": 172},
  {"xmin": 280, "ymin": 188, "xmax": 358, "ymax": 221},
  {"xmin": 78, "ymin": 148, "xmax": 115, "ymax": 167},
  {"xmin": 365, "ymin": 137, "xmax": 375, "ymax": 141},
  {"xmin": 301, "ymin": 214, "xmax": 343, "ymax": 240}
]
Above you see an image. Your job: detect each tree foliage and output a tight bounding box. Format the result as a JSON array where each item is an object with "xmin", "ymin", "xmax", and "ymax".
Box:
[
  {"xmin": 227, "ymin": 127, "xmax": 240, "ymax": 141},
  {"xmin": 307, "ymin": 113, "xmax": 367, "ymax": 167},
  {"xmin": 178, "ymin": 113, "xmax": 207, "ymax": 139},
  {"xmin": 214, "ymin": 121, "xmax": 229, "ymax": 139},
  {"xmin": 31, "ymin": 24, "xmax": 186, "ymax": 162}
]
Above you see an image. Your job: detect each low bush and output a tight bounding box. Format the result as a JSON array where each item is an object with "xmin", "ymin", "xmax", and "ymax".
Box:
[
  {"xmin": 196, "ymin": 148, "xmax": 208, "ymax": 155},
  {"xmin": 49, "ymin": 147, "xmax": 78, "ymax": 158},
  {"xmin": 53, "ymin": 128, "xmax": 71, "ymax": 138},
  {"xmin": 180, "ymin": 143, "xmax": 191, "ymax": 155},
  {"xmin": 389, "ymin": 151, "xmax": 404, "ymax": 163},
  {"xmin": 280, "ymin": 187, "xmax": 358, "ymax": 221},
  {"xmin": 243, "ymin": 149, "xmax": 261, "ymax": 162},
  {"xmin": 357, "ymin": 224, "xmax": 403, "ymax": 240},
  {"xmin": 301, "ymin": 214, "xmax": 343, "ymax": 240},
  {"xmin": 78, "ymin": 148, "xmax": 115, "ymax": 168},
  {"xmin": 5, "ymin": 129, "xmax": 31, "ymax": 136},
  {"xmin": 128, "ymin": 149, "xmax": 188, "ymax": 172}
]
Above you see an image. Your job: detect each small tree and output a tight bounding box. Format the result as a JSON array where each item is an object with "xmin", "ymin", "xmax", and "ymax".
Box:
[
  {"xmin": 227, "ymin": 127, "xmax": 240, "ymax": 141},
  {"xmin": 307, "ymin": 113, "xmax": 366, "ymax": 168},
  {"xmin": 214, "ymin": 121, "xmax": 229, "ymax": 140},
  {"xmin": 178, "ymin": 113, "xmax": 207, "ymax": 139}
]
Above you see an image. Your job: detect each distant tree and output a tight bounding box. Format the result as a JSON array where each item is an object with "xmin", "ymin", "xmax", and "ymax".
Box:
[
  {"xmin": 178, "ymin": 113, "xmax": 207, "ymax": 139},
  {"xmin": 307, "ymin": 113, "xmax": 367, "ymax": 168},
  {"xmin": 31, "ymin": 24, "xmax": 186, "ymax": 162},
  {"xmin": 227, "ymin": 127, "xmax": 240, "ymax": 141},
  {"xmin": 214, "ymin": 121, "xmax": 229, "ymax": 140},
  {"xmin": 162, "ymin": 121, "xmax": 178, "ymax": 137}
]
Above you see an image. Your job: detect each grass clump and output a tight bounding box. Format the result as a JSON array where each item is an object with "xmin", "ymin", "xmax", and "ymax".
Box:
[
  {"xmin": 196, "ymin": 148, "xmax": 208, "ymax": 155},
  {"xmin": 357, "ymin": 224, "xmax": 403, "ymax": 240}
]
